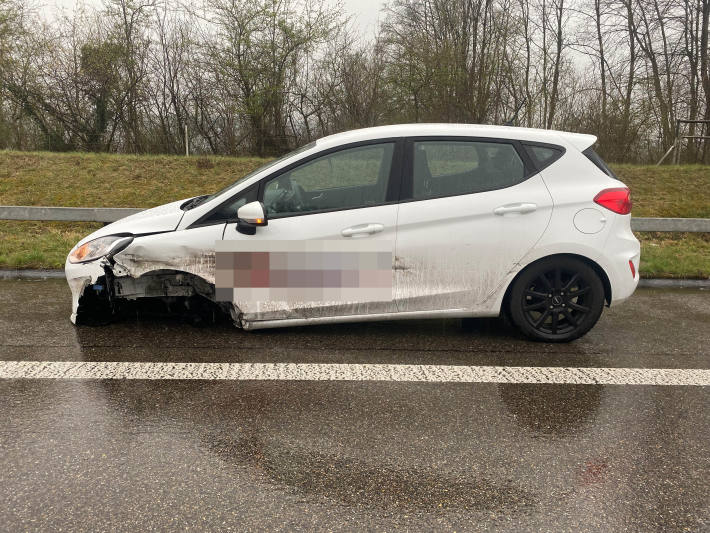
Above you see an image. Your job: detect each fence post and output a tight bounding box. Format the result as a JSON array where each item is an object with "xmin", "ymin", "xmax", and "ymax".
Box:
[{"xmin": 185, "ymin": 124, "xmax": 189, "ymax": 157}]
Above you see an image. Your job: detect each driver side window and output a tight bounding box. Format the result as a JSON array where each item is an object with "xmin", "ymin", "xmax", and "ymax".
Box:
[
  {"xmin": 201, "ymin": 186, "xmax": 257, "ymax": 224},
  {"xmin": 263, "ymin": 143, "xmax": 394, "ymax": 218}
]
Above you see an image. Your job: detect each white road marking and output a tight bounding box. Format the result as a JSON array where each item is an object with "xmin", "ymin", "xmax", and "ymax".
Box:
[{"xmin": 0, "ymin": 361, "xmax": 708, "ymax": 385}]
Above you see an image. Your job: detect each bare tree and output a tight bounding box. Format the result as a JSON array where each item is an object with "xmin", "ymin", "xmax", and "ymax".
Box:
[{"xmin": 0, "ymin": 0, "xmax": 707, "ymax": 163}]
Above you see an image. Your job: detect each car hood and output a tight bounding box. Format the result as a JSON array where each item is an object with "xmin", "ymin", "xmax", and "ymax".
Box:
[{"xmin": 75, "ymin": 198, "xmax": 189, "ymax": 246}]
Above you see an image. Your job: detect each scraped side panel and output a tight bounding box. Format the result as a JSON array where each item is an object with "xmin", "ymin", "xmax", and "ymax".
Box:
[
  {"xmin": 111, "ymin": 225, "xmax": 224, "ymax": 285},
  {"xmin": 394, "ymin": 174, "xmax": 554, "ymax": 312}
]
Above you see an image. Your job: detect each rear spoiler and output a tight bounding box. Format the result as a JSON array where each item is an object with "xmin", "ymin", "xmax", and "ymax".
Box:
[{"xmin": 558, "ymin": 132, "xmax": 597, "ymax": 152}]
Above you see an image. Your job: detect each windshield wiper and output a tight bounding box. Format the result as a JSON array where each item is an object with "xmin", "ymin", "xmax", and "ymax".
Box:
[{"xmin": 181, "ymin": 195, "xmax": 210, "ymax": 211}]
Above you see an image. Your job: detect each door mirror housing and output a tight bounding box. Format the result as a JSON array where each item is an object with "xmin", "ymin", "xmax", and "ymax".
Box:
[{"xmin": 236, "ymin": 201, "xmax": 268, "ymax": 235}]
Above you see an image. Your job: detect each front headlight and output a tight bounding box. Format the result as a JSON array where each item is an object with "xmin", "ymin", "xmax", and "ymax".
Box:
[{"xmin": 69, "ymin": 235, "xmax": 134, "ymax": 264}]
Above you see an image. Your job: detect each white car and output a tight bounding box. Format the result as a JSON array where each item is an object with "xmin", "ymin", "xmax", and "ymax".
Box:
[{"xmin": 65, "ymin": 124, "xmax": 639, "ymax": 342}]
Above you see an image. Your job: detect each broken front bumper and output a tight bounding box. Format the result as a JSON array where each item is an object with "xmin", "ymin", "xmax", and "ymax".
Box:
[
  {"xmin": 65, "ymin": 253, "xmax": 228, "ymax": 326},
  {"xmin": 64, "ymin": 257, "xmax": 108, "ymax": 324}
]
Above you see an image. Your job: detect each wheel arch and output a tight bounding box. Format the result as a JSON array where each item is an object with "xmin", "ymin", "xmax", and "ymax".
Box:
[{"xmin": 501, "ymin": 253, "xmax": 612, "ymax": 318}]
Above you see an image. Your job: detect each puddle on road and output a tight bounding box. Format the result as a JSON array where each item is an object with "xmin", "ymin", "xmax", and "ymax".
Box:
[{"xmin": 205, "ymin": 432, "xmax": 537, "ymax": 513}]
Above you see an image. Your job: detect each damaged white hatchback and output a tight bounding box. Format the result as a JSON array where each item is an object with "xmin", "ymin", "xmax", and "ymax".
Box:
[{"xmin": 66, "ymin": 124, "xmax": 639, "ymax": 342}]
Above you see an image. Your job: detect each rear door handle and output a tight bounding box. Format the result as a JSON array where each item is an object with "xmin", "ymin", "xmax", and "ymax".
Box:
[
  {"xmin": 493, "ymin": 203, "xmax": 537, "ymax": 215},
  {"xmin": 341, "ymin": 223, "xmax": 385, "ymax": 237}
]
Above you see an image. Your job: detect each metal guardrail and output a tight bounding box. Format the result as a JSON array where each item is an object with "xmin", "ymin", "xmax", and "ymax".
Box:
[
  {"xmin": 0, "ymin": 205, "xmax": 708, "ymax": 232},
  {"xmin": 631, "ymin": 217, "xmax": 710, "ymax": 232},
  {"xmin": 0, "ymin": 206, "xmax": 142, "ymax": 223}
]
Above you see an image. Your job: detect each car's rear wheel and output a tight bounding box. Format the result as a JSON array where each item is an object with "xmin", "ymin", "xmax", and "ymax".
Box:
[{"xmin": 509, "ymin": 257, "xmax": 605, "ymax": 342}]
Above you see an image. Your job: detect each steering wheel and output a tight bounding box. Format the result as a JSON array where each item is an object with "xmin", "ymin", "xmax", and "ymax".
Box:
[{"xmin": 274, "ymin": 175, "xmax": 305, "ymax": 212}]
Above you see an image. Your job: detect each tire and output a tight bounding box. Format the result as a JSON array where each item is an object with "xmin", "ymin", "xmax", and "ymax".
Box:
[{"xmin": 508, "ymin": 257, "xmax": 605, "ymax": 342}]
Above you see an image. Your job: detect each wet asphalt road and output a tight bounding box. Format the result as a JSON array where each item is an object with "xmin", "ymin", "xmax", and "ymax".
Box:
[{"xmin": 0, "ymin": 279, "xmax": 709, "ymax": 532}]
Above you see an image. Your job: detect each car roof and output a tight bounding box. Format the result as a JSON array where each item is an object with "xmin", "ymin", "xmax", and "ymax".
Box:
[{"xmin": 316, "ymin": 123, "xmax": 597, "ymax": 152}]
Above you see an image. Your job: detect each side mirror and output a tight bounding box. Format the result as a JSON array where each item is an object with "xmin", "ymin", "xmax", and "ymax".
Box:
[{"xmin": 236, "ymin": 201, "xmax": 268, "ymax": 235}]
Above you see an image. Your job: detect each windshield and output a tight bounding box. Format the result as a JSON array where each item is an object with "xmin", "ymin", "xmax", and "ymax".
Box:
[{"xmin": 190, "ymin": 142, "xmax": 316, "ymax": 209}]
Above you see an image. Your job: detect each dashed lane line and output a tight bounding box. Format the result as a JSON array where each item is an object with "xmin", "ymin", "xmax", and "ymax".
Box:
[{"xmin": 0, "ymin": 361, "xmax": 708, "ymax": 386}]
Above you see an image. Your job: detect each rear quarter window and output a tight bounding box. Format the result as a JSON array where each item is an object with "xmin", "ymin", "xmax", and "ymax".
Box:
[
  {"xmin": 523, "ymin": 143, "xmax": 565, "ymax": 171},
  {"xmin": 582, "ymin": 147, "xmax": 617, "ymax": 178}
]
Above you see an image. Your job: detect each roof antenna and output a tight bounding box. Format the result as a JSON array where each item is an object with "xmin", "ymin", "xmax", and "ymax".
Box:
[{"xmin": 504, "ymin": 99, "xmax": 526, "ymax": 126}]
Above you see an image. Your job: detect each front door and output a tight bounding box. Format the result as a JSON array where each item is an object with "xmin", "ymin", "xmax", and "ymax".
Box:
[
  {"xmin": 394, "ymin": 138, "xmax": 553, "ymax": 312},
  {"xmin": 223, "ymin": 140, "xmax": 401, "ymax": 322}
]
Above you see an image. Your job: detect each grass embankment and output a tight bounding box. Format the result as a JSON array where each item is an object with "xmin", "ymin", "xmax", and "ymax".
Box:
[
  {"xmin": 614, "ymin": 164, "xmax": 710, "ymax": 279},
  {"xmin": 0, "ymin": 151, "xmax": 270, "ymax": 269},
  {"xmin": 0, "ymin": 151, "xmax": 708, "ymax": 277}
]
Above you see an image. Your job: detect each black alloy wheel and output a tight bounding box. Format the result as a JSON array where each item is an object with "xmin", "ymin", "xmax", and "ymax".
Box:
[{"xmin": 509, "ymin": 257, "xmax": 605, "ymax": 342}]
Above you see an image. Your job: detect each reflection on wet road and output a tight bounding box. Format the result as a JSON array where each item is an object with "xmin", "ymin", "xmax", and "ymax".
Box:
[{"xmin": 0, "ymin": 280, "xmax": 709, "ymax": 531}]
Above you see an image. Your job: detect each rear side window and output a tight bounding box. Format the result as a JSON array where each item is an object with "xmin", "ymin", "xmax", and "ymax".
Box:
[
  {"xmin": 412, "ymin": 140, "xmax": 525, "ymax": 200},
  {"xmin": 523, "ymin": 143, "xmax": 565, "ymax": 171},
  {"xmin": 583, "ymin": 147, "xmax": 617, "ymax": 178}
]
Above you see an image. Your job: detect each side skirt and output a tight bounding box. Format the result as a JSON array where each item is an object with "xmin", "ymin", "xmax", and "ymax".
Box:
[{"xmin": 241, "ymin": 308, "xmax": 499, "ymax": 330}]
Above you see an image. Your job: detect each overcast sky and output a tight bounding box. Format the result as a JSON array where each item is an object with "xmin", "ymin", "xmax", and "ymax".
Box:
[{"xmin": 47, "ymin": 0, "xmax": 388, "ymax": 38}]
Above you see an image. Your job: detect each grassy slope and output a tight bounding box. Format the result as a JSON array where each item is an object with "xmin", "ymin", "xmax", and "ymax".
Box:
[
  {"xmin": 613, "ymin": 164, "xmax": 710, "ymax": 218},
  {"xmin": 0, "ymin": 151, "xmax": 269, "ymax": 269},
  {"xmin": 0, "ymin": 150, "xmax": 270, "ymax": 208},
  {"xmin": 0, "ymin": 150, "xmax": 708, "ymax": 277},
  {"xmin": 613, "ymin": 164, "xmax": 710, "ymax": 279}
]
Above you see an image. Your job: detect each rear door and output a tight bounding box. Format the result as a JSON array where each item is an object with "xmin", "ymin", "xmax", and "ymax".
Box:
[
  {"xmin": 222, "ymin": 139, "xmax": 403, "ymax": 322},
  {"xmin": 394, "ymin": 137, "xmax": 553, "ymax": 312}
]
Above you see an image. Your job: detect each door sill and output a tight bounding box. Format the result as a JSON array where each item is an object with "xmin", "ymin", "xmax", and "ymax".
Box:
[{"xmin": 241, "ymin": 308, "xmax": 496, "ymax": 330}]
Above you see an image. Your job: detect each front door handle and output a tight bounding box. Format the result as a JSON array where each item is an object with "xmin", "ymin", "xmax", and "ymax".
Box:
[
  {"xmin": 493, "ymin": 203, "xmax": 537, "ymax": 216},
  {"xmin": 341, "ymin": 223, "xmax": 385, "ymax": 237}
]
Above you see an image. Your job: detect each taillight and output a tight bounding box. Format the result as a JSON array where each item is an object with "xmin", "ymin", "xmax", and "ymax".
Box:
[
  {"xmin": 594, "ymin": 187, "xmax": 632, "ymax": 214},
  {"xmin": 629, "ymin": 259, "xmax": 636, "ymax": 278}
]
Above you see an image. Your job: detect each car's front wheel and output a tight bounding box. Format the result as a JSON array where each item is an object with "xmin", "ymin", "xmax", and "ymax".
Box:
[{"xmin": 509, "ymin": 257, "xmax": 605, "ymax": 342}]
